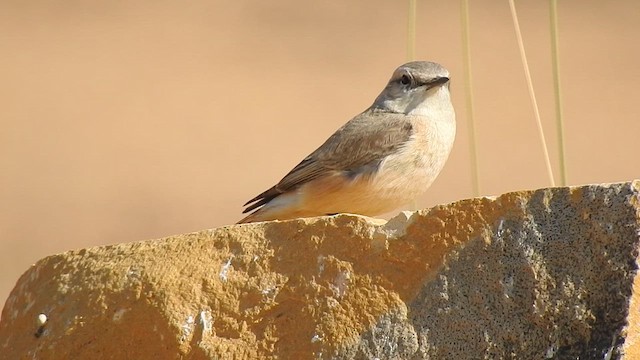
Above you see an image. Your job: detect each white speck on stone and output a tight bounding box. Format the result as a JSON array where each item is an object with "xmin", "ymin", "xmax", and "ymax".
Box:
[
  {"xmin": 439, "ymin": 275, "xmax": 449, "ymax": 300},
  {"xmin": 604, "ymin": 333, "xmax": 617, "ymax": 360},
  {"xmin": 126, "ymin": 267, "xmax": 142, "ymax": 284},
  {"xmin": 180, "ymin": 315, "xmax": 195, "ymax": 342},
  {"xmin": 333, "ymin": 270, "xmax": 350, "ymax": 297},
  {"xmin": 311, "ymin": 333, "xmax": 323, "ymax": 343},
  {"xmin": 219, "ymin": 258, "xmax": 233, "ymax": 282},
  {"xmin": 604, "ymin": 222, "xmax": 613, "ymax": 234},
  {"xmin": 37, "ymin": 313, "xmax": 47, "ymax": 326},
  {"xmin": 261, "ymin": 286, "xmax": 278, "ymax": 301},
  {"xmin": 604, "ymin": 346, "xmax": 614, "ymax": 360},
  {"xmin": 112, "ymin": 308, "xmax": 128, "ymax": 323},
  {"xmin": 496, "ymin": 219, "xmax": 505, "ymax": 239},
  {"xmin": 545, "ymin": 343, "xmax": 557, "ymax": 358},
  {"xmin": 317, "ymin": 256, "xmax": 325, "ymax": 275},
  {"xmin": 199, "ymin": 310, "xmax": 213, "ymax": 334},
  {"xmin": 502, "ymin": 274, "xmax": 514, "ymax": 298}
]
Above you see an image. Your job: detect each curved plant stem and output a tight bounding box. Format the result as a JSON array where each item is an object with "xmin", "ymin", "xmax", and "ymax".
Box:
[{"xmin": 508, "ymin": 0, "xmax": 556, "ymax": 186}]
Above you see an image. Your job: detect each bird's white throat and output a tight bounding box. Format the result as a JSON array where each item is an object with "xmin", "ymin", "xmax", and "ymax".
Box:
[{"xmin": 406, "ymin": 86, "xmax": 453, "ymax": 118}]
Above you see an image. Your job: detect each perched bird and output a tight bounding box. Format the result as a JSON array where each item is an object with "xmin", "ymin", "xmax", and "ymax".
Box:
[{"xmin": 239, "ymin": 61, "xmax": 456, "ymax": 223}]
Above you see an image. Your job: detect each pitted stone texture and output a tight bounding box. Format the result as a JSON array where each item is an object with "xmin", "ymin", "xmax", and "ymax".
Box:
[{"xmin": 1, "ymin": 181, "xmax": 639, "ymax": 359}]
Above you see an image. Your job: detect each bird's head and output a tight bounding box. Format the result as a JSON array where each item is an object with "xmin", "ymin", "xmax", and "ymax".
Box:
[{"xmin": 372, "ymin": 61, "xmax": 451, "ymax": 116}]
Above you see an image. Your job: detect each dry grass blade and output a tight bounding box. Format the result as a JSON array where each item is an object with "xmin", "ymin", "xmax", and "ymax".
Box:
[
  {"xmin": 508, "ymin": 0, "xmax": 556, "ymax": 186},
  {"xmin": 461, "ymin": 0, "xmax": 480, "ymax": 196},
  {"xmin": 550, "ymin": 0, "xmax": 567, "ymax": 186}
]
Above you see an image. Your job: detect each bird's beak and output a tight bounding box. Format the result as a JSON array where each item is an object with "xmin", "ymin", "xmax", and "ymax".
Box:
[{"xmin": 426, "ymin": 77, "xmax": 450, "ymax": 89}]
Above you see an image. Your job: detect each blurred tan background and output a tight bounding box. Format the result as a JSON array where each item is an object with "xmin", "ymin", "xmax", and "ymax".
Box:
[{"xmin": 1, "ymin": 0, "xmax": 638, "ymax": 311}]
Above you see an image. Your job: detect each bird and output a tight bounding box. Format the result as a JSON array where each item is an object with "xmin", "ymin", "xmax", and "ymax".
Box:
[{"xmin": 238, "ymin": 61, "xmax": 456, "ymax": 224}]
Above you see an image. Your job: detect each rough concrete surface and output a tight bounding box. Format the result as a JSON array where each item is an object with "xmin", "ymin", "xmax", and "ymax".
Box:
[{"xmin": 1, "ymin": 181, "xmax": 640, "ymax": 359}]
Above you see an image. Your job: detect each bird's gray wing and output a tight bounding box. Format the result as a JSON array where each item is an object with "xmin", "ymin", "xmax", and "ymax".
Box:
[{"xmin": 243, "ymin": 111, "xmax": 414, "ymax": 213}]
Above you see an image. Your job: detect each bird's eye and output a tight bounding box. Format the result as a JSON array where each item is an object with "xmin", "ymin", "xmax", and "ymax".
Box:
[{"xmin": 400, "ymin": 74, "xmax": 411, "ymax": 86}]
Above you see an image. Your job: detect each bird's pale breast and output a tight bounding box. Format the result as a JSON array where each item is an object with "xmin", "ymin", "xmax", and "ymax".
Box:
[{"xmin": 293, "ymin": 114, "xmax": 455, "ymax": 217}]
